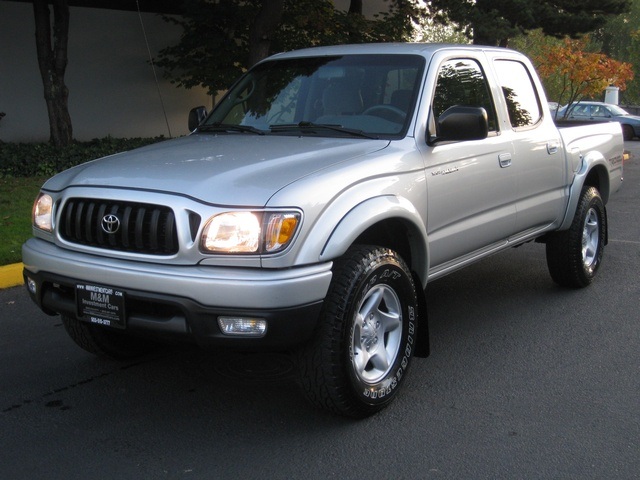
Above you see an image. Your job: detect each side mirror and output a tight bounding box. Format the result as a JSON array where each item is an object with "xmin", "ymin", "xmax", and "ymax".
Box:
[
  {"xmin": 188, "ymin": 106, "xmax": 208, "ymax": 131},
  {"xmin": 433, "ymin": 106, "xmax": 488, "ymax": 143}
]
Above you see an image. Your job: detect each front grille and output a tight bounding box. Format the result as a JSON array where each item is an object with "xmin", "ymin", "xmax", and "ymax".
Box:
[{"xmin": 59, "ymin": 198, "xmax": 179, "ymax": 255}]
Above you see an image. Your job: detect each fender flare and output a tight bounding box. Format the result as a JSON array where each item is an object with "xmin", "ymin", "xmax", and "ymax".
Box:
[
  {"xmin": 559, "ymin": 152, "xmax": 610, "ymax": 231},
  {"xmin": 319, "ymin": 195, "xmax": 429, "ymax": 286}
]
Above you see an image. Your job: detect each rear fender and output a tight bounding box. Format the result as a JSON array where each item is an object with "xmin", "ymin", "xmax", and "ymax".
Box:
[{"xmin": 559, "ymin": 152, "xmax": 610, "ymax": 231}]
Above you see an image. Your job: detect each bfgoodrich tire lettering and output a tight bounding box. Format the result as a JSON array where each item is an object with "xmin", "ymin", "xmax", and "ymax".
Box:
[
  {"xmin": 546, "ymin": 186, "xmax": 606, "ymax": 288},
  {"xmin": 296, "ymin": 245, "xmax": 418, "ymax": 418}
]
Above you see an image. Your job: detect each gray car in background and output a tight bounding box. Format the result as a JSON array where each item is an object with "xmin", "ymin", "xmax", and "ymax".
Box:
[{"xmin": 557, "ymin": 101, "xmax": 640, "ymax": 140}]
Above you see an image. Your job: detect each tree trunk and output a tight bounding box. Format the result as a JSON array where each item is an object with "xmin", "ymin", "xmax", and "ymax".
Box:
[
  {"xmin": 33, "ymin": 0, "xmax": 73, "ymax": 147},
  {"xmin": 248, "ymin": 0, "xmax": 285, "ymax": 67},
  {"xmin": 348, "ymin": 0, "xmax": 363, "ymax": 15},
  {"xmin": 347, "ymin": 0, "xmax": 364, "ymax": 42}
]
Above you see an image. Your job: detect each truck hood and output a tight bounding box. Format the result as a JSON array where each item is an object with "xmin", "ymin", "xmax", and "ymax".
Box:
[{"xmin": 44, "ymin": 134, "xmax": 390, "ymax": 206}]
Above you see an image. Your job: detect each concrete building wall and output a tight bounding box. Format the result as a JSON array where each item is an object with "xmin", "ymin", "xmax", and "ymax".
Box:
[{"xmin": 0, "ymin": 1, "xmax": 211, "ymax": 143}]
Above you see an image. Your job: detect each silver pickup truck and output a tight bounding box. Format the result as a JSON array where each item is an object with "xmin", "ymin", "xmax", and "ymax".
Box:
[{"xmin": 23, "ymin": 44, "xmax": 624, "ymax": 417}]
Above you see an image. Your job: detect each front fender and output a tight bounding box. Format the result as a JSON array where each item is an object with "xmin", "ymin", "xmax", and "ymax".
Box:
[{"xmin": 319, "ymin": 195, "xmax": 429, "ymax": 285}]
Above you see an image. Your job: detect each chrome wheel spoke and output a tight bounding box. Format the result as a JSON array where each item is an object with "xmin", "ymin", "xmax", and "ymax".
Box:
[
  {"xmin": 582, "ymin": 208, "xmax": 599, "ymax": 267},
  {"xmin": 351, "ymin": 284, "xmax": 403, "ymax": 384},
  {"xmin": 378, "ymin": 309, "xmax": 401, "ymax": 334},
  {"xmin": 368, "ymin": 347, "xmax": 391, "ymax": 373}
]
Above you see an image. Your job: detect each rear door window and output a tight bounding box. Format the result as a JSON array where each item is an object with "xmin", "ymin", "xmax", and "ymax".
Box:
[{"xmin": 493, "ymin": 60, "xmax": 542, "ymax": 128}]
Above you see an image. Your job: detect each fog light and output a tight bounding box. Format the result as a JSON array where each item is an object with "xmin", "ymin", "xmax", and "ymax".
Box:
[
  {"xmin": 218, "ymin": 317, "xmax": 267, "ymax": 337},
  {"xmin": 27, "ymin": 277, "xmax": 37, "ymax": 294}
]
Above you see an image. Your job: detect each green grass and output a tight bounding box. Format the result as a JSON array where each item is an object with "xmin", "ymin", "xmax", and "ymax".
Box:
[
  {"xmin": 0, "ymin": 137, "xmax": 166, "ymax": 265},
  {"xmin": 0, "ymin": 176, "xmax": 46, "ymax": 265}
]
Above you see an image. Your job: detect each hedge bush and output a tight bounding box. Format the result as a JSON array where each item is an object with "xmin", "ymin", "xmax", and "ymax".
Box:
[{"xmin": 0, "ymin": 136, "xmax": 166, "ymax": 178}]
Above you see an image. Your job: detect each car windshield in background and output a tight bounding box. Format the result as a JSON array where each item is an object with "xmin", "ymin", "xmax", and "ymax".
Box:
[
  {"xmin": 607, "ymin": 104, "xmax": 631, "ymax": 116},
  {"xmin": 203, "ymin": 54, "xmax": 425, "ymax": 139}
]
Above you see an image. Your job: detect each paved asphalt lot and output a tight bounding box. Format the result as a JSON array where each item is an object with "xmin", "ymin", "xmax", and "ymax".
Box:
[{"xmin": 1, "ymin": 143, "xmax": 638, "ymax": 479}]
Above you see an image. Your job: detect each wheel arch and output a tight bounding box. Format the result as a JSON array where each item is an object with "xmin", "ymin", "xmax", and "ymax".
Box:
[
  {"xmin": 559, "ymin": 154, "xmax": 611, "ymax": 231},
  {"xmin": 319, "ymin": 195, "xmax": 429, "ymax": 288},
  {"xmin": 583, "ymin": 162, "xmax": 611, "ymax": 203}
]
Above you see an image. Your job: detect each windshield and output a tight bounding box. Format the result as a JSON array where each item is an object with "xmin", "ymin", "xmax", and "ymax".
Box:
[
  {"xmin": 203, "ymin": 54, "xmax": 425, "ymax": 138},
  {"xmin": 607, "ymin": 104, "xmax": 630, "ymax": 116}
]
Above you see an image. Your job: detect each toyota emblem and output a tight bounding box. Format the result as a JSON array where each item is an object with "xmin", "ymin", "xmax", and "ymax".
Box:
[{"xmin": 101, "ymin": 214, "xmax": 121, "ymax": 234}]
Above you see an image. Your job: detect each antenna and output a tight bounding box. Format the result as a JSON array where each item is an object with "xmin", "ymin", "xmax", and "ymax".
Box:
[{"xmin": 136, "ymin": 0, "xmax": 172, "ymax": 138}]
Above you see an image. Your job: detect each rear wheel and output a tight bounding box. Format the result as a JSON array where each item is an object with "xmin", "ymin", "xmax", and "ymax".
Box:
[
  {"xmin": 546, "ymin": 186, "xmax": 606, "ymax": 288},
  {"xmin": 622, "ymin": 124, "xmax": 634, "ymax": 141},
  {"xmin": 62, "ymin": 315, "xmax": 156, "ymax": 359},
  {"xmin": 296, "ymin": 245, "xmax": 419, "ymax": 418}
]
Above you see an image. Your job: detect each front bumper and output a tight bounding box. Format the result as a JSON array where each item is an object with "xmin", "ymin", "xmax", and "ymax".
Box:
[{"xmin": 22, "ymin": 238, "xmax": 332, "ymax": 349}]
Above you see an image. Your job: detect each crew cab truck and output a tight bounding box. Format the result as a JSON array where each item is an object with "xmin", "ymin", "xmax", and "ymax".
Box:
[{"xmin": 23, "ymin": 44, "xmax": 624, "ymax": 418}]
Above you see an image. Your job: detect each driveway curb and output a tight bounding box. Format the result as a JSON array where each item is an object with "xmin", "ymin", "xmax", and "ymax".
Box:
[{"xmin": 0, "ymin": 263, "xmax": 23, "ymax": 289}]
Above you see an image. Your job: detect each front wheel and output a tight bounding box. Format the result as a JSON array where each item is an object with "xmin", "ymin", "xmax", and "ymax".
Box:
[
  {"xmin": 296, "ymin": 246, "xmax": 419, "ymax": 418},
  {"xmin": 546, "ymin": 186, "xmax": 606, "ymax": 288}
]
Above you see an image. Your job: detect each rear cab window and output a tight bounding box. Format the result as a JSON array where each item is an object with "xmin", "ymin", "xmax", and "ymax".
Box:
[{"xmin": 493, "ymin": 60, "xmax": 542, "ymax": 129}]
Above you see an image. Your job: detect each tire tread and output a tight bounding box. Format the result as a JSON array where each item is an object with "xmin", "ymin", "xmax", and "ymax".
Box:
[
  {"xmin": 296, "ymin": 245, "xmax": 417, "ymax": 418},
  {"xmin": 546, "ymin": 186, "xmax": 605, "ymax": 288}
]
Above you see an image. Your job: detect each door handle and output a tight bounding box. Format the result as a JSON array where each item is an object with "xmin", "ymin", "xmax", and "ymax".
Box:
[
  {"xmin": 547, "ymin": 142, "xmax": 559, "ymax": 154},
  {"xmin": 498, "ymin": 153, "xmax": 512, "ymax": 168}
]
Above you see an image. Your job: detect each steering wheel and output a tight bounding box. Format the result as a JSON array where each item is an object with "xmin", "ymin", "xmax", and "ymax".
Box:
[{"xmin": 362, "ymin": 105, "xmax": 406, "ymax": 123}]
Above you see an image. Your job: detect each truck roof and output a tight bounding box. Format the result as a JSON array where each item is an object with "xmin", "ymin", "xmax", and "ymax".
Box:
[{"xmin": 264, "ymin": 43, "xmax": 514, "ymax": 61}]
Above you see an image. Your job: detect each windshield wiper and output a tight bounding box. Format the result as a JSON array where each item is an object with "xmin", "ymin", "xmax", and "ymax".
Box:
[
  {"xmin": 270, "ymin": 122, "xmax": 379, "ymax": 139},
  {"xmin": 198, "ymin": 122, "xmax": 266, "ymax": 135}
]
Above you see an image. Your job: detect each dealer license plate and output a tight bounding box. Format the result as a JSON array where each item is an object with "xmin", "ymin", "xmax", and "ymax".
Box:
[{"xmin": 76, "ymin": 283, "xmax": 126, "ymax": 329}]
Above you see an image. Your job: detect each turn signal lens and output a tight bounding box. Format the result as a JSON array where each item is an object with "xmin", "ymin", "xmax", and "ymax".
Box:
[
  {"xmin": 265, "ymin": 213, "xmax": 300, "ymax": 252},
  {"xmin": 33, "ymin": 193, "xmax": 53, "ymax": 232}
]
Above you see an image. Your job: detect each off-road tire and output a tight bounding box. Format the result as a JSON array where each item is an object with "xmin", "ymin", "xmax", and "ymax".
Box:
[
  {"xmin": 296, "ymin": 245, "xmax": 419, "ymax": 418},
  {"xmin": 546, "ymin": 186, "xmax": 606, "ymax": 288}
]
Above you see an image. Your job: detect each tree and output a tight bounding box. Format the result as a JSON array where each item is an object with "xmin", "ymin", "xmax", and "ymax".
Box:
[
  {"xmin": 156, "ymin": 0, "xmax": 425, "ymax": 95},
  {"xmin": 431, "ymin": 0, "xmax": 631, "ymax": 46},
  {"xmin": 597, "ymin": 0, "xmax": 640, "ymax": 104},
  {"xmin": 33, "ymin": 0, "xmax": 73, "ymax": 147},
  {"xmin": 534, "ymin": 36, "xmax": 634, "ymax": 114}
]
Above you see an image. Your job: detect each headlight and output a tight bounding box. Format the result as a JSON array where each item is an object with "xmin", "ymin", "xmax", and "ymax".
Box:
[
  {"xmin": 201, "ymin": 211, "xmax": 301, "ymax": 254},
  {"xmin": 33, "ymin": 193, "xmax": 53, "ymax": 232},
  {"xmin": 202, "ymin": 212, "xmax": 260, "ymax": 253}
]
